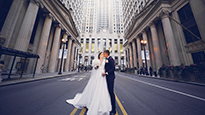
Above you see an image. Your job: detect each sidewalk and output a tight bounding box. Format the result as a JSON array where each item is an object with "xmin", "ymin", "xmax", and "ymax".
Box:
[
  {"xmin": 0, "ymin": 71, "xmax": 78, "ymax": 87},
  {"xmin": 137, "ymin": 73, "xmax": 205, "ymax": 87}
]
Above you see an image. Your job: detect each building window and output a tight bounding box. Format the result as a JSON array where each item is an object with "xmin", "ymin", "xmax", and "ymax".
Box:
[
  {"xmin": 109, "ymin": 39, "xmax": 112, "ymax": 53},
  {"xmin": 114, "ymin": 39, "xmax": 118, "ymax": 53},
  {"xmin": 120, "ymin": 39, "xmax": 123, "ymax": 53},
  {"xmin": 91, "ymin": 56, "xmax": 94, "ymax": 64},
  {"xmin": 84, "ymin": 56, "xmax": 88, "ymax": 65},
  {"xmin": 91, "ymin": 38, "xmax": 95, "ymax": 53},
  {"xmin": 115, "ymin": 57, "xmax": 118, "ymax": 65},
  {"xmin": 191, "ymin": 51, "xmax": 205, "ymax": 64},
  {"xmin": 103, "ymin": 38, "xmax": 106, "ymax": 51},
  {"xmin": 178, "ymin": 3, "xmax": 201, "ymax": 44},
  {"xmin": 97, "ymin": 38, "xmax": 100, "ymax": 52},
  {"xmin": 81, "ymin": 38, "xmax": 84, "ymax": 52},
  {"xmin": 0, "ymin": 0, "xmax": 13, "ymax": 32},
  {"xmin": 86, "ymin": 38, "xmax": 89, "ymax": 53}
]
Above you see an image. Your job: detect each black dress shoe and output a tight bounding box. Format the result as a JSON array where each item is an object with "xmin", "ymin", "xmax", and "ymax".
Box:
[{"xmin": 110, "ymin": 113, "xmax": 115, "ymax": 115}]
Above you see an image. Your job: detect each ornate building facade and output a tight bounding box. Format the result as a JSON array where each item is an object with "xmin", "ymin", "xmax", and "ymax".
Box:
[
  {"xmin": 80, "ymin": 0, "xmax": 125, "ymax": 67},
  {"xmin": 122, "ymin": 0, "xmax": 205, "ymax": 72},
  {"xmin": 0, "ymin": 0, "xmax": 81, "ymax": 74}
]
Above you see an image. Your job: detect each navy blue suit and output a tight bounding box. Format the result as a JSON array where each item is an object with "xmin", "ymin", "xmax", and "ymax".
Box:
[{"xmin": 105, "ymin": 56, "xmax": 116, "ymax": 113}]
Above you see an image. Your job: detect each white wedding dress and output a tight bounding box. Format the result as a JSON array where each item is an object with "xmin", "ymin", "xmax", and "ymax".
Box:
[{"xmin": 66, "ymin": 59, "xmax": 111, "ymax": 115}]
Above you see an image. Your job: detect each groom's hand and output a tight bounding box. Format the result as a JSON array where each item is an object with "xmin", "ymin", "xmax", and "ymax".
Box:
[{"xmin": 102, "ymin": 73, "xmax": 106, "ymax": 77}]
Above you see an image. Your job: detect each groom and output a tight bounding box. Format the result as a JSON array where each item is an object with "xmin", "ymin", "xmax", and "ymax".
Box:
[{"xmin": 102, "ymin": 50, "xmax": 116, "ymax": 115}]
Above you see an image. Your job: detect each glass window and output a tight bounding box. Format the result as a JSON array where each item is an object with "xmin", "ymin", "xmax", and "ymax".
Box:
[
  {"xmin": 97, "ymin": 38, "xmax": 100, "ymax": 52},
  {"xmin": 109, "ymin": 39, "xmax": 112, "ymax": 53},
  {"xmin": 120, "ymin": 39, "xmax": 123, "ymax": 53},
  {"xmin": 178, "ymin": 3, "xmax": 201, "ymax": 44},
  {"xmin": 91, "ymin": 38, "xmax": 95, "ymax": 53},
  {"xmin": 115, "ymin": 57, "xmax": 118, "ymax": 65},
  {"xmin": 114, "ymin": 39, "xmax": 118, "ymax": 53},
  {"xmin": 103, "ymin": 38, "xmax": 106, "ymax": 51},
  {"xmin": 81, "ymin": 38, "xmax": 84, "ymax": 52},
  {"xmin": 91, "ymin": 56, "xmax": 94, "ymax": 64},
  {"xmin": 86, "ymin": 38, "xmax": 89, "ymax": 53}
]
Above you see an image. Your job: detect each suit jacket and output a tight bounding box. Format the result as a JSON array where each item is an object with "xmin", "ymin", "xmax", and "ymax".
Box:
[{"xmin": 105, "ymin": 56, "xmax": 115, "ymax": 79}]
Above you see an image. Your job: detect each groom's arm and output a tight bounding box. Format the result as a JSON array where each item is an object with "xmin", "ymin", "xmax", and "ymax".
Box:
[{"xmin": 106, "ymin": 58, "xmax": 115, "ymax": 75}]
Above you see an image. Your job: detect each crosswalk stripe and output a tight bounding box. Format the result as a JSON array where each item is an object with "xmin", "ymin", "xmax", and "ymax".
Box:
[
  {"xmin": 79, "ymin": 108, "xmax": 87, "ymax": 115},
  {"xmin": 115, "ymin": 94, "xmax": 128, "ymax": 115},
  {"xmin": 70, "ymin": 108, "xmax": 78, "ymax": 115}
]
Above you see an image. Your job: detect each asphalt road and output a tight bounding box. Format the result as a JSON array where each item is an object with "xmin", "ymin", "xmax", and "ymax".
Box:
[{"xmin": 0, "ymin": 72, "xmax": 205, "ymax": 115}]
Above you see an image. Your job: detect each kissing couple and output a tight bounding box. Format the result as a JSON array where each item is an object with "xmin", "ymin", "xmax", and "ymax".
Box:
[{"xmin": 66, "ymin": 50, "xmax": 116, "ymax": 115}]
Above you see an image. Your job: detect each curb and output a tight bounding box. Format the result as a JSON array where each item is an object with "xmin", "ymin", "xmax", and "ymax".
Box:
[
  {"xmin": 0, "ymin": 72, "xmax": 80, "ymax": 87},
  {"xmin": 117, "ymin": 72, "xmax": 205, "ymax": 87}
]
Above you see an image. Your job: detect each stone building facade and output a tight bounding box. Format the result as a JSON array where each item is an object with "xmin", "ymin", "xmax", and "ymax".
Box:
[
  {"xmin": 0, "ymin": 0, "xmax": 81, "ymax": 74},
  {"xmin": 80, "ymin": 0, "xmax": 125, "ymax": 67},
  {"xmin": 122, "ymin": 0, "xmax": 205, "ymax": 72}
]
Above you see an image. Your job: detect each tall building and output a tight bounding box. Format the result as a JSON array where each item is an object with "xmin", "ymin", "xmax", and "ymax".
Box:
[
  {"xmin": 0, "ymin": 0, "xmax": 81, "ymax": 75},
  {"xmin": 60, "ymin": 0, "xmax": 84, "ymax": 34},
  {"xmin": 122, "ymin": 0, "xmax": 205, "ymax": 72},
  {"xmin": 80, "ymin": 0, "xmax": 125, "ymax": 67}
]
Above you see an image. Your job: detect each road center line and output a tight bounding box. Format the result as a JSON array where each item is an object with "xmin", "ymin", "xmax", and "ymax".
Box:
[
  {"xmin": 70, "ymin": 108, "xmax": 78, "ymax": 115},
  {"xmin": 118, "ymin": 74, "xmax": 205, "ymax": 102}
]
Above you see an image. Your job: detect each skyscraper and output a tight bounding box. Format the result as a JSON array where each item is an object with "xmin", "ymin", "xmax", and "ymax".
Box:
[{"xmin": 80, "ymin": 0, "xmax": 125, "ymax": 67}]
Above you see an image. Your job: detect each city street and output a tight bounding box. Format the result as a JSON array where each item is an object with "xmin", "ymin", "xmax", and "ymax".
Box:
[{"xmin": 0, "ymin": 72, "xmax": 205, "ymax": 115}]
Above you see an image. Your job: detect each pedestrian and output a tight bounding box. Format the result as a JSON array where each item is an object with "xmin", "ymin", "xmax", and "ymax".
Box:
[
  {"xmin": 40, "ymin": 64, "xmax": 44, "ymax": 74},
  {"xmin": 149, "ymin": 66, "xmax": 153, "ymax": 76},
  {"xmin": 0, "ymin": 60, "xmax": 5, "ymax": 83},
  {"xmin": 140, "ymin": 67, "xmax": 143, "ymax": 74}
]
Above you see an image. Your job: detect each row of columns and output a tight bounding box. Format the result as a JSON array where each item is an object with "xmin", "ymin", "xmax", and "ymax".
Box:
[
  {"xmin": 126, "ymin": 11, "xmax": 181, "ymax": 72},
  {"xmin": 1, "ymin": 0, "xmax": 79, "ymax": 74}
]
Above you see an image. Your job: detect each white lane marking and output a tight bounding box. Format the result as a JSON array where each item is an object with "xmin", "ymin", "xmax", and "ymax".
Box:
[
  {"xmin": 118, "ymin": 74, "xmax": 205, "ymax": 102},
  {"xmin": 60, "ymin": 78, "xmax": 71, "ymax": 81},
  {"xmin": 78, "ymin": 78, "xmax": 83, "ymax": 81}
]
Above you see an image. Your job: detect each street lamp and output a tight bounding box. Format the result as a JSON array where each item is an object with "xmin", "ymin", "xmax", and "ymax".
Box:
[
  {"xmin": 58, "ymin": 38, "xmax": 67, "ymax": 75},
  {"xmin": 141, "ymin": 40, "xmax": 148, "ymax": 75},
  {"xmin": 78, "ymin": 52, "xmax": 82, "ymax": 72},
  {"xmin": 121, "ymin": 53, "xmax": 125, "ymax": 72}
]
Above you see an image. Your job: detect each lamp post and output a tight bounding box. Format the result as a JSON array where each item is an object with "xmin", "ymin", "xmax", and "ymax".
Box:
[
  {"xmin": 58, "ymin": 38, "xmax": 67, "ymax": 75},
  {"xmin": 78, "ymin": 52, "xmax": 82, "ymax": 72},
  {"xmin": 141, "ymin": 40, "xmax": 148, "ymax": 75},
  {"xmin": 121, "ymin": 53, "xmax": 125, "ymax": 72}
]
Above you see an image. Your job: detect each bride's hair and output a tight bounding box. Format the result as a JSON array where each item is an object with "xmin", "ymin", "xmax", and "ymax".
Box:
[{"xmin": 98, "ymin": 52, "xmax": 102, "ymax": 59}]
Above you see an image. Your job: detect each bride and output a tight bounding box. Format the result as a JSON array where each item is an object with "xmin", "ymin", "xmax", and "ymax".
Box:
[{"xmin": 66, "ymin": 52, "xmax": 111, "ymax": 115}]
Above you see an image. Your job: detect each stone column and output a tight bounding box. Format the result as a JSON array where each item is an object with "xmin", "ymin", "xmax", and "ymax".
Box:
[
  {"xmin": 65, "ymin": 38, "xmax": 73, "ymax": 72},
  {"xmin": 117, "ymin": 38, "xmax": 120, "ymax": 53},
  {"xmin": 142, "ymin": 30, "xmax": 151, "ymax": 72},
  {"xmin": 49, "ymin": 25, "xmax": 62, "ymax": 73},
  {"xmin": 43, "ymin": 27, "xmax": 55, "ymax": 73},
  {"xmin": 150, "ymin": 22, "xmax": 163, "ymax": 70},
  {"xmin": 83, "ymin": 38, "xmax": 86, "ymax": 54},
  {"xmin": 161, "ymin": 12, "xmax": 180, "ymax": 65},
  {"xmin": 36, "ymin": 14, "xmax": 53, "ymax": 74},
  {"xmin": 58, "ymin": 33, "xmax": 68, "ymax": 72},
  {"xmin": 132, "ymin": 40, "xmax": 138, "ymax": 68},
  {"xmin": 1, "ymin": 0, "xmax": 24, "ymax": 47},
  {"xmin": 26, "ymin": 17, "xmax": 44, "ymax": 74},
  {"xmin": 14, "ymin": 0, "xmax": 40, "ymax": 51},
  {"xmin": 112, "ymin": 38, "xmax": 115, "ymax": 55},
  {"xmin": 189, "ymin": 0, "xmax": 205, "ymax": 40},
  {"xmin": 70, "ymin": 43, "xmax": 75, "ymax": 70},
  {"xmin": 137, "ymin": 37, "xmax": 143, "ymax": 68},
  {"xmin": 89, "ymin": 38, "xmax": 92, "ymax": 53},
  {"xmin": 95, "ymin": 38, "xmax": 98, "ymax": 54},
  {"xmin": 129, "ymin": 44, "xmax": 133, "ymax": 68}
]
